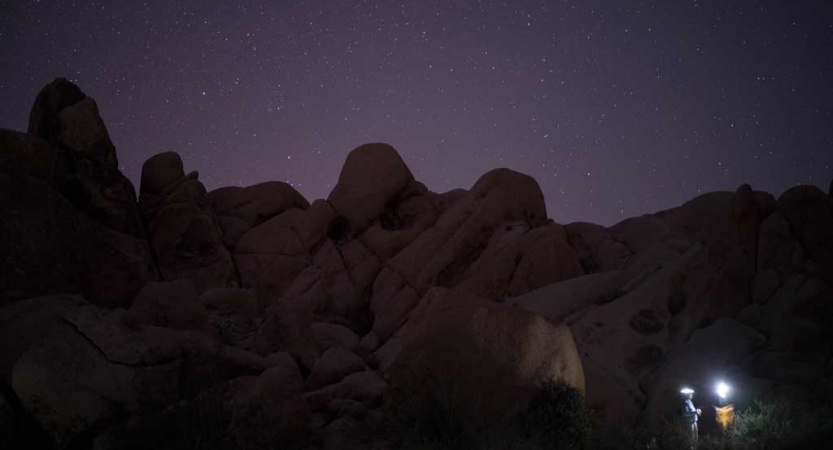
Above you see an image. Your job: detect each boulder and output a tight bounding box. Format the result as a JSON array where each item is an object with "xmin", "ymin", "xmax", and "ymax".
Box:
[
  {"xmin": 0, "ymin": 295, "xmax": 87, "ymax": 381},
  {"xmin": 27, "ymin": 78, "xmax": 117, "ymax": 170},
  {"xmin": 776, "ymin": 185, "xmax": 833, "ymax": 281},
  {"xmin": 509, "ymin": 270, "xmax": 635, "ymax": 325},
  {"xmin": 247, "ymin": 302, "xmax": 320, "ymax": 370},
  {"xmin": 388, "ymin": 288, "xmax": 584, "ymax": 426},
  {"xmin": 430, "ymin": 188, "xmax": 468, "ymax": 212},
  {"xmin": 335, "ymin": 371, "xmax": 388, "ymax": 407},
  {"xmin": 129, "ymin": 279, "xmax": 209, "ymax": 331},
  {"xmin": 609, "ymin": 215, "xmax": 671, "ymax": 255},
  {"xmin": 312, "ymin": 322, "xmax": 361, "ymax": 353},
  {"xmin": 565, "ymin": 221, "xmax": 632, "ymax": 272},
  {"xmin": 208, "ymin": 181, "xmax": 309, "ymax": 228},
  {"xmin": 327, "ymin": 143, "xmax": 417, "ymax": 234},
  {"xmin": 0, "ymin": 175, "xmax": 157, "ymax": 307},
  {"xmin": 757, "ymin": 211, "xmax": 806, "ymax": 277},
  {"xmin": 217, "ymin": 214, "xmax": 250, "ymax": 249},
  {"xmin": 139, "ymin": 152, "xmax": 237, "ymax": 291},
  {"xmin": 569, "ymin": 238, "xmax": 754, "ymax": 423},
  {"xmin": 139, "ymin": 151, "xmax": 183, "ymax": 194},
  {"xmin": 233, "ymin": 200, "xmax": 336, "ymax": 299},
  {"xmin": 758, "ymin": 275, "xmax": 833, "ymax": 354},
  {"xmin": 366, "ymin": 168, "xmax": 549, "ymax": 347},
  {"xmin": 1, "ymin": 128, "xmax": 145, "ymax": 238},
  {"xmin": 8, "ymin": 300, "xmax": 278, "ymax": 448},
  {"xmin": 11, "ymin": 324, "xmax": 181, "ymax": 447},
  {"xmin": 305, "ymin": 348, "xmax": 366, "ymax": 391},
  {"xmin": 455, "ymin": 222, "xmax": 583, "ymax": 299},
  {"xmin": 656, "ymin": 188, "xmax": 760, "ymax": 258}
]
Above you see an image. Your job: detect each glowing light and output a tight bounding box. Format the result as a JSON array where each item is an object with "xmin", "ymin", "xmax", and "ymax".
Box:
[
  {"xmin": 716, "ymin": 382, "xmax": 731, "ymax": 399},
  {"xmin": 716, "ymin": 405, "xmax": 734, "ymax": 431},
  {"xmin": 680, "ymin": 387, "xmax": 694, "ymax": 394}
]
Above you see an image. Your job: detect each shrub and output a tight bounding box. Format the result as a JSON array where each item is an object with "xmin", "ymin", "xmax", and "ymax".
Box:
[
  {"xmin": 721, "ymin": 396, "xmax": 833, "ymax": 450},
  {"xmin": 388, "ymin": 379, "xmax": 593, "ymax": 450},
  {"xmin": 586, "ymin": 394, "xmax": 833, "ymax": 450}
]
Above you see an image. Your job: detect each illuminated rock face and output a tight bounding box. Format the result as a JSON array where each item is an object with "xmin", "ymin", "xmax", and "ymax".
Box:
[
  {"xmin": 2, "ymin": 79, "xmax": 833, "ymax": 447},
  {"xmin": 388, "ymin": 287, "xmax": 585, "ymax": 426}
]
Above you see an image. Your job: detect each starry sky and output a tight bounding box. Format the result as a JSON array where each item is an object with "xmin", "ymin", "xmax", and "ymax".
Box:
[{"xmin": 1, "ymin": 1, "xmax": 831, "ymax": 225}]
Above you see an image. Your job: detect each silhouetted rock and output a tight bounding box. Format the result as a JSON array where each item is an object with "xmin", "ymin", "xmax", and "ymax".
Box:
[
  {"xmin": 1, "ymin": 128, "xmax": 145, "ymax": 238},
  {"xmin": 327, "ymin": 143, "xmax": 418, "ymax": 234},
  {"xmin": 0, "ymin": 175, "xmax": 157, "ymax": 307},
  {"xmin": 209, "ymin": 181, "xmax": 309, "ymax": 227},
  {"xmin": 776, "ymin": 185, "xmax": 833, "ymax": 281},
  {"xmin": 28, "ymin": 78, "xmax": 117, "ymax": 170},
  {"xmin": 139, "ymin": 152, "xmax": 237, "ymax": 291},
  {"xmin": 5, "ymin": 81, "xmax": 833, "ymax": 446}
]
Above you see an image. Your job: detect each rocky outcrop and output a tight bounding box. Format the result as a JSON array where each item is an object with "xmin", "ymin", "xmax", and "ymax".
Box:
[
  {"xmin": 4, "ymin": 298, "xmax": 281, "ymax": 448},
  {"xmin": 0, "ymin": 175, "xmax": 157, "ymax": 307},
  {"xmin": 3, "ymin": 79, "xmax": 833, "ymax": 448},
  {"xmin": 388, "ymin": 288, "xmax": 584, "ymax": 426},
  {"xmin": 139, "ymin": 152, "xmax": 237, "ymax": 292},
  {"xmin": 23, "ymin": 78, "xmax": 144, "ymax": 238},
  {"xmin": 208, "ymin": 181, "xmax": 309, "ymax": 250}
]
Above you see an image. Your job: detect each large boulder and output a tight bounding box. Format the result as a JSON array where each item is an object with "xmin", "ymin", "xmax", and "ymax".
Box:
[
  {"xmin": 776, "ymin": 185, "xmax": 833, "ymax": 281},
  {"xmin": 233, "ymin": 200, "xmax": 336, "ymax": 300},
  {"xmin": 0, "ymin": 295, "xmax": 87, "ymax": 381},
  {"xmin": 8, "ymin": 300, "xmax": 277, "ymax": 448},
  {"xmin": 388, "ymin": 288, "xmax": 584, "ymax": 426},
  {"xmin": 327, "ymin": 143, "xmax": 418, "ymax": 234},
  {"xmin": 11, "ymin": 318, "xmax": 181, "ymax": 447},
  {"xmin": 757, "ymin": 211, "xmax": 806, "ymax": 278},
  {"xmin": 365, "ymin": 168, "xmax": 550, "ymax": 348},
  {"xmin": 509, "ymin": 270, "xmax": 635, "ymax": 324},
  {"xmin": 139, "ymin": 152, "xmax": 237, "ymax": 292},
  {"xmin": 208, "ymin": 181, "xmax": 309, "ymax": 228},
  {"xmin": 28, "ymin": 78, "xmax": 117, "ymax": 171},
  {"xmin": 455, "ymin": 222, "xmax": 583, "ymax": 299},
  {"xmin": 0, "ymin": 175, "xmax": 157, "ymax": 307},
  {"xmin": 1, "ymin": 128, "xmax": 145, "ymax": 239}
]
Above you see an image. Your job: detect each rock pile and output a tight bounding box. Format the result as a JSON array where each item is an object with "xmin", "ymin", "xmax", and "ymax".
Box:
[{"xmin": 1, "ymin": 79, "xmax": 831, "ymax": 448}]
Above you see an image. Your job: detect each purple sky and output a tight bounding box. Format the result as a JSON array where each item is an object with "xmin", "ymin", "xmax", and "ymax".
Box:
[{"xmin": 1, "ymin": 0, "xmax": 831, "ymax": 225}]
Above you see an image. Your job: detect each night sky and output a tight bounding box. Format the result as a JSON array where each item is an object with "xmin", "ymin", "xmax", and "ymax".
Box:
[{"xmin": 1, "ymin": 1, "xmax": 831, "ymax": 226}]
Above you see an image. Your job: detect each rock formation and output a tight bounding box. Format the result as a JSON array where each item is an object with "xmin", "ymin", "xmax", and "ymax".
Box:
[{"xmin": 1, "ymin": 79, "xmax": 832, "ymax": 448}]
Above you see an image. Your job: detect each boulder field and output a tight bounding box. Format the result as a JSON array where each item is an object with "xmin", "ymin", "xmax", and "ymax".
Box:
[{"xmin": 1, "ymin": 79, "xmax": 832, "ymax": 449}]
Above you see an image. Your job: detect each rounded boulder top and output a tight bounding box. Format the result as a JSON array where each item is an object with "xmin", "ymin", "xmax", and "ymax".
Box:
[
  {"xmin": 327, "ymin": 143, "xmax": 416, "ymax": 232},
  {"xmin": 141, "ymin": 151, "xmax": 185, "ymax": 194}
]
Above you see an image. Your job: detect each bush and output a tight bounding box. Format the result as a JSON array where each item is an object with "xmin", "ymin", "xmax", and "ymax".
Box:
[
  {"xmin": 388, "ymin": 379, "xmax": 593, "ymax": 450},
  {"xmin": 721, "ymin": 396, "xmax": 833, "ymax": 450},
  {"xmin": 586, "ymin": 394, "xmax": 833, "ymax": 450}
]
